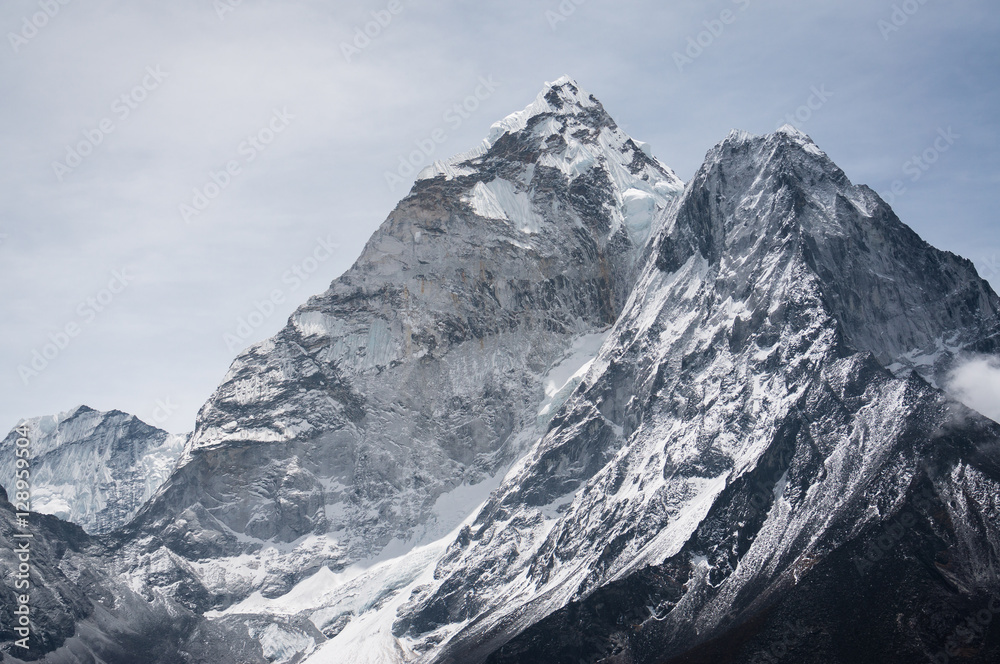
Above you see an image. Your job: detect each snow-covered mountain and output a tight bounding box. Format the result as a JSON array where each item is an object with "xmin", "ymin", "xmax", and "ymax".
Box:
[
  {"xmin": 0, "ymin": 406, "xmax": 187, "ymax": 535},
  {"xmin": 112, "ymin": 76, "xmax": 684, "ymax": 608},
  {"xmin": 2, "ymin": 80, "xmax": 999, "ymax": 664},
  {"xmin": 384, "ymin": 126, "xmax": 1000, "ymax": 663}
]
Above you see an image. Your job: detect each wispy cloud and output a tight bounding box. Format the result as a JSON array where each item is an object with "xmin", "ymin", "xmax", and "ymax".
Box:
[{"xmin": 948, "ymin": 356, "xmax": 1000, "ymax": 424}]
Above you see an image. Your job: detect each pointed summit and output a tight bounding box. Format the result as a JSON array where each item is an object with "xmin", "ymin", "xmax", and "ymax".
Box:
[
  {"xmin": 484, "ymin": 75, "xmax": 600, "ymax": 143},
  {"xmin": 416, "ymin": 76, "xmax": 682, "ymax": 245},
  {"xmin": 662, "ymin": 128, "xmax": 1000, "ymax": 380},
  {"xmin": 418, "ymin": 76, "xmax": 606, "ymax": 179}
]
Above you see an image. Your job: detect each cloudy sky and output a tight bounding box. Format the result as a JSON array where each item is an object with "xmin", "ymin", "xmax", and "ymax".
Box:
[{"xmin": 1, "ymin": 0, "xmax": 998, "ymax": 434}]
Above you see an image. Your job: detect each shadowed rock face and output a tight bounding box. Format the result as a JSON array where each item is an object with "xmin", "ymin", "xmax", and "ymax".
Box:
[
  {"xmin": 0, "ymin": 485, "xmax": 267, "ymax": 664},
  {"xmin": 392, "ymin": 129, "xmax": 1000, "ymax": 664}
]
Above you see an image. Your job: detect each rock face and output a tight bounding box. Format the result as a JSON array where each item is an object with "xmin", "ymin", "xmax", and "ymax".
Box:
[
  {"xmin": 2, "ymin": 82, "xmax": 999, "ymax": 664},
  {"xmin": 118, "ymin": 76, "xmax": 683, "ymax": 607},
  {"xmin": 0, "ymin": 406, "xmax": 187, "ymax": 535}
]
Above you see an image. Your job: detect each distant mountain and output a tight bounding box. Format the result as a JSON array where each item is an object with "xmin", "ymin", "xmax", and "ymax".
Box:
[{"xmin": 0, "ymin": 406, "xmax": 187, "ymax": 535}]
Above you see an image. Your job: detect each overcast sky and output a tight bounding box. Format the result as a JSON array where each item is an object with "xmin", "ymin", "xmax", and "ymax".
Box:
[{"xmin": 1, "ymin": 0, "xmax": 998, "ymax": 434}]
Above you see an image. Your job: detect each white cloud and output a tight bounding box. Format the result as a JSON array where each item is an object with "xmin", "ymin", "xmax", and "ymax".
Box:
[{"xmin": 947, "ymin": 356, "xmax": 1000, "ymax": 424}]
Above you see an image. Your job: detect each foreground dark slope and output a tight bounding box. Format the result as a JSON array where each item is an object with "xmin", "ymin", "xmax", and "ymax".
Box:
[
  {"xmin": 483, "ymin": 417, "xmax": 1000, "ymax": 664},
  {"xmin": 0, "ymin": 486, "xmax": 265, "ymax": 663},
  {"xmin": 396, "ymin": 128, "xmax": 1000, "ymax": 663}
]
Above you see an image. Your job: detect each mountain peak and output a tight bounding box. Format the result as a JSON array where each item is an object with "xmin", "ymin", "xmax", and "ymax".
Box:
[
  {"xmin": 775, "ymin": 122, "xmax": 810, "ymax": 139},
  {"xmin": 485, "ymin": 75, "xmax": 597, "ymax": 143},
  {"xmin": 1, "ymin": 407, "xmax": 187, "ymax": 534},
  {"xmin": 68, "ymin": 403, "xmax": 97, "ymax": 419},
  {"xmin": 662, "ymin": 127, "xmax": 1000, "ymax": 383},
  {"xmin": 718, "ymin": 125, "xmax": 829, "ymax": 163},
  {"xmin": 416, "ymin": 77, "xmax": 682, "ymax": 203},
  {"xmin": 547, "ymin": 73, "xmax": 581, "ymax": 88},
  {"xmin": 412, "ymin": 78, "xmax": 682, "ymax": 246},
  {"xmin": 416, "ymin": 76, "xmax": 599, "ymax": 181}
]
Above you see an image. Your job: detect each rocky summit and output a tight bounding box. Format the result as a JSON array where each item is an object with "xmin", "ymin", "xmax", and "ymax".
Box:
[{"xmin": 2, "ymin": 78, "xmax": 998, "ymax": 664}]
